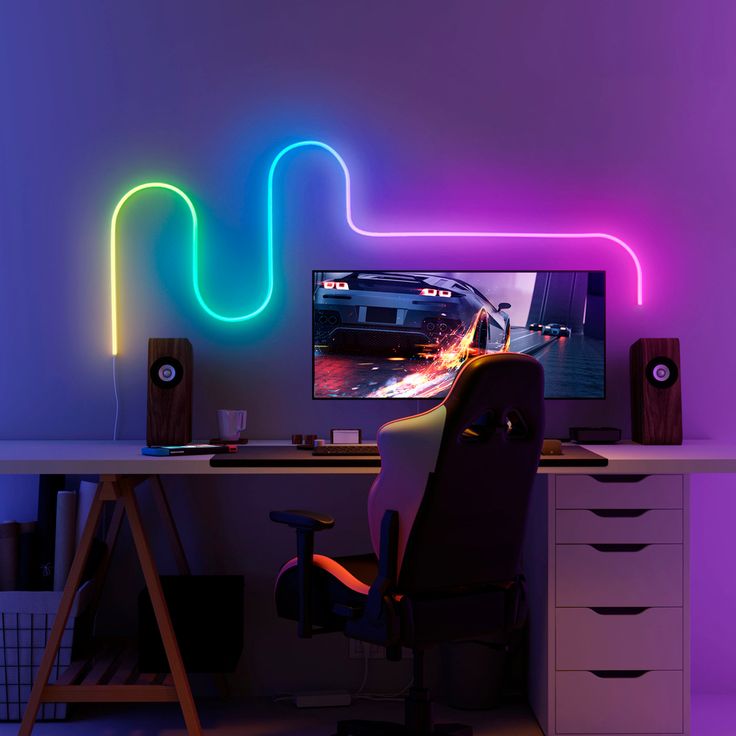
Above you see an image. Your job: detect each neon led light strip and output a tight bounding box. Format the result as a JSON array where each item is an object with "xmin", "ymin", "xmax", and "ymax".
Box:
[{"xmin": 110, "ymin": 140, "xmax": 643, "ymax": 355}]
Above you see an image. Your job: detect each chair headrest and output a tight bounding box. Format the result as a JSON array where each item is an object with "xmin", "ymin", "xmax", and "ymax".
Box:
[{"xmin": 442, "ymin": 352, "xmax": 544, "ymax": 443}]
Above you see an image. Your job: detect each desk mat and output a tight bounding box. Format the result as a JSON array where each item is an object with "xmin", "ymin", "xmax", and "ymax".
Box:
[
  {"xmin": 210, "ymin": 444, "xmax": 607, "ymax": 468},
  {"xmin": 210, "ymin": 445, "xmax": 381, "ymax": 467}
]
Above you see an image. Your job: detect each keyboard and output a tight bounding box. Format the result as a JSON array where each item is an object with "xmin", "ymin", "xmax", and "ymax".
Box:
[{"xmin": 312, "ymin": 445, "xmax": 380, "ymax": 456}]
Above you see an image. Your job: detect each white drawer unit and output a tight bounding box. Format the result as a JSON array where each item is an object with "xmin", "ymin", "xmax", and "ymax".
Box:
[
  {"xmin": 556, "ymin": 543, "xmax": 683, "ymax": 607},
  {"xmin": 556, "ymin": 509, "xmax": 682, "ymax": 544},
  {"xmin": 556, "ymin": 474, "xmax": 683, "ymax": 510},
  {"xmin": 556, "ymin": 607, "xmax": 683, "ymax": 670},
  {"xmin": 556, "ymin": 670, "xmax": 683, "ymax": 734},
  {"xmin": 526, "ymin": 473, "xmax": 690, "ymax": 736}
]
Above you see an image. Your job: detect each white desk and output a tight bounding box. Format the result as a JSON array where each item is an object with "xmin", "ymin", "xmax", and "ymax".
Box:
[
  {"xmin": 0, "ymin": 439, "xmax": 734, "ymax": 475},
  {"xmin": 1, "ymin": 439, "xmax": 734, "ymax": 736}
]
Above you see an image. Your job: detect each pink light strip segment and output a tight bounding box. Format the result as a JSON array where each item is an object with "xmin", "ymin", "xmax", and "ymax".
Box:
[{"xmin": 272, "ymin": 141, "xmax": 643, "ymax": 305}]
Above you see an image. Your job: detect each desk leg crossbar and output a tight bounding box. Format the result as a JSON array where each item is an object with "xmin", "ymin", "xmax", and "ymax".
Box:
[{"xmin": 18, "ymin": 475, "xmax": 203, "ymax": 736}]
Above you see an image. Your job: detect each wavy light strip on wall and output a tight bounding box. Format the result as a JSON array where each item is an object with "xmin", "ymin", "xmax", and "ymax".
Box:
[{"xmin": 109, "ymin": 139, "xmax": 643, "ymax": 355}]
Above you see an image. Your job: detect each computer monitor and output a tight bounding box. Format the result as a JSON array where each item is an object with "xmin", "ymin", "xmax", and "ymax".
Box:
[{"xmin": 313, "ymin": 270, "xmax": 605, "ymax": 400}]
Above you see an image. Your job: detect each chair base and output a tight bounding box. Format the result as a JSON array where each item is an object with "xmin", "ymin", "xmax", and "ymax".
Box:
[{"xmin": 336, "ymin": 719, "xmax": 472, "ymax": 736}]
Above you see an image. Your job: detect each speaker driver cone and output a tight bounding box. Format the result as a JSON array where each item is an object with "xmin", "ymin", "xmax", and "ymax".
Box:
[
  {"xmin": 150, "ymin": 356, "xmax": 184, "ymax": 389},
  {"xmin": 645, "ymin": 356, "xmax": 678, "ymax": 389}
]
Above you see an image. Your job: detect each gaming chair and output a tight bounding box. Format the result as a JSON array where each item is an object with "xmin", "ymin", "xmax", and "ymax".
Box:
[{"xmin": 270, "ymin": 352, "xmax": 545, "ymax": 735}]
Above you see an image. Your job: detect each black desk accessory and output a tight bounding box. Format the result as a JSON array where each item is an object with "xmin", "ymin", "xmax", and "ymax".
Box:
[
  {"xmin": 211, "ymin": 445, "xmax": 381, "ymax": 467},
  {"xmin": 313, "ymin": 445, "xmax": 380, "ymax": 456},
  {"xmin": 210, "ymin": 444, "xmax": 607, "ymax": 468},
  {"xmin": 569, "ymin": 427, "xmax": 622, "ymax": 444}
]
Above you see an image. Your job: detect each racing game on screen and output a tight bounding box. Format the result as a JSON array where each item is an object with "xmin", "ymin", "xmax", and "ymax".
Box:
[{"xmin": 313, "ymin": 271, "xmax": 605, "ymax": 400}]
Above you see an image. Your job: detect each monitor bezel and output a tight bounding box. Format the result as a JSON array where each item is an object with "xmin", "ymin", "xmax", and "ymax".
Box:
[{"xmin": 312, "ymin": 269, "xmax": 606, "ymax": 401}]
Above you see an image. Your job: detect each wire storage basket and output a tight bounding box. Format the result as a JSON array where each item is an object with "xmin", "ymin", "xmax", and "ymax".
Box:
[{"xmin": 0, "ymin": 581, "xmax": 92, "ymax": 721}]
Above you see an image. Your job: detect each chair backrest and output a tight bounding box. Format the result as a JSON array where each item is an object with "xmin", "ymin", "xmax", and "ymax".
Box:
[{"xmin": 367, "ymin": 352, "xmax": 545, "ymax": 594}]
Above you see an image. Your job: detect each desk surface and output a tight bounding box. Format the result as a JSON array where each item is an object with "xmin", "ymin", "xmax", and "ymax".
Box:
[{"xmin": 0, "ymin": 439, "xmax": 734, "ymax": 475}]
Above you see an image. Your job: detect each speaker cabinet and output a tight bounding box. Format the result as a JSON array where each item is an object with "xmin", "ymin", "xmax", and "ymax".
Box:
[
  {"xmin": 630, "ymin": 338, "xmax": 682, "ymax": 445},
  {"xmin": 146, "ymin": 338, "xmax": 193, "ymax": 446}
]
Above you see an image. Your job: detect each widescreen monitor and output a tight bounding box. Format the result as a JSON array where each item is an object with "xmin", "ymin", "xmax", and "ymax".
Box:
[{"xmin": 313, "ymin": 270, "xmax": 605, "ymax": 400}]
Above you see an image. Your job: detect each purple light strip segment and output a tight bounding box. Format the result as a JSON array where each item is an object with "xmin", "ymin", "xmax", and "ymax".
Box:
[{"xmin": 274, "ymin": 140, "xmax": 644, "ymax": 305}]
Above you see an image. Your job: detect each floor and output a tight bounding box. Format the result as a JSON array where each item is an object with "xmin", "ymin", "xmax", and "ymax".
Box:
[
  {"xmin": 2, "ymin": 693, "xmax": 734, "ymax": 734},
  {"xmin": 0, "ymin": 698, "xmax": 542, "ymax": 735}
]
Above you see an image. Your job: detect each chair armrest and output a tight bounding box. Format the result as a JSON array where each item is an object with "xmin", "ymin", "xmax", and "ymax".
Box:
[
  {"xmin": 269, "ymin": 509, "xmax": 335, "ymax": 531},
  {"xmin": 269, "ymin": 509, "xmax": 335, "ymax": 638}
]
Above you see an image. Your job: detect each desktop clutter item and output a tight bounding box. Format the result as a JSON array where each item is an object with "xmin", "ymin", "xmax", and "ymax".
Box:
[
  {"xmin": 292, "ymin": 434, "xmax": 322, "ymax": 448},
  {"xmin": 270, "ymin": 352, "xmax": 545, "ymax": 736},
  {"xmin": 216, "ymin": 409, "xmax": 247, "ymax": 442},
  {"xmin": 146, "ymin": 338, "xmax": 193, "ymax": 446},
  {"xmin": 331, "ymin": 429, "xmax": 361, "ymax": 444},
  {"xmin": 630, "ymin": 337, "xmax": 683, "ymax": 445},
  {"xmin": 541, "ymin": 438, "xmax": 562, "ymax": 456}
]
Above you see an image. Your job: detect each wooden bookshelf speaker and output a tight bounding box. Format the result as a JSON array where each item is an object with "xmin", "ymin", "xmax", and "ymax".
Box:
[
  {"xmin": 630, "ymin": 337, "xmax": 682, "ymax": 445},
  {"xmin": 146, "ymin": 338, "xmax": 193, "ymax": 446}
]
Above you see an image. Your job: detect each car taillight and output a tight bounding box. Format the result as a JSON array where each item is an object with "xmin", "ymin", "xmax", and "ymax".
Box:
[
  {"xmin": 420, "ymin": 288, "xmax": 452, "ymax": 297},
  {"xmin": 323, "ymin": 281, "xmax": 349, "ymax": 290}
]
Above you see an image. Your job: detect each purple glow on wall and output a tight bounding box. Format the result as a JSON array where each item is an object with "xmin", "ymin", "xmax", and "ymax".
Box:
[
  {"xmin": 290, "ymin": 140, "xmax": 644, "ymax": 304},
  {"xmin": 111, "ymin": 141, "xmax": 642, "ymax": 357},
  {"xmin": 1, "ymin": 0, "xmax": 736, "ymax": 715}
]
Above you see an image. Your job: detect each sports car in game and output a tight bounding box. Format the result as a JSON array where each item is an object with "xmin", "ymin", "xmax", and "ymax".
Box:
[
  {"xmin": 542, "ymin": 322, "xmax": 571, "ymax": 337},
  {"xmin": 314, "ymin": 271, "xmax": 511, "ymax": 355}
]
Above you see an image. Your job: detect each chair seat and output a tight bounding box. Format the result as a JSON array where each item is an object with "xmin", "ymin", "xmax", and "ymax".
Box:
[
  {"xmin": 275, "ymin": 553, "xmax": 378, "ymax": 631},
  {"xmin": 335, "ymin": 553, "xmax": 380, "ymax": 587}
]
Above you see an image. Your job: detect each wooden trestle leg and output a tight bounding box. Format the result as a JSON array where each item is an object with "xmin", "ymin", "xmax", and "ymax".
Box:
[{"xmin": 18, "ymin": 474, "xmax": 203, "ymax": 736}]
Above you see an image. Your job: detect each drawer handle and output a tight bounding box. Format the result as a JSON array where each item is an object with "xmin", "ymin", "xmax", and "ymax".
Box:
[
  {"xmin": 591, "ymin": 607, "xmax": 649, "ymax": 616},
  {"xmin": 591, "ymin": 670, "xmax": 648, "ymax": 679},
  {"xmin": 590, "ymin": 475, "xmax": 649, "ymax": 484},
  {"xmin": 590, "ymin": 509, "xmax": 648, "ymax": 518},
  {"xmin": 590, "ymin": 543, "xmax": 649, "ymax": 552}
]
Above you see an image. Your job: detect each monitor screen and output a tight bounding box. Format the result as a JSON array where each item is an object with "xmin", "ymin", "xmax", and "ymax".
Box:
[{"xmin": 313, "ymin": 270, "xmax": 605, "ymax": 400}]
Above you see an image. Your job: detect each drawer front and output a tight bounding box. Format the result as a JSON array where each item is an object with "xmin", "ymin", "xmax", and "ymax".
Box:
[
  {"xmin": 556, "ymin": 670, "xmax": 683, "ymax": 734},
  {"xmin": 556, "ymin": 475, "xmax": 682, "ymax": 510},
  {"xmin": 556, "ymin": 607, "xmax": 683, "ymax": 670},
  {"xmin": 556, "ymin": 509, "xmax": 682, "ymax": 544},
  {"xmin": 556, "ymin": 544, "xmax": 682, "ymax": 607}
]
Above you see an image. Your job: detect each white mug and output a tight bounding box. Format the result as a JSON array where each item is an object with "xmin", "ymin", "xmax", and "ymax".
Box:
[{"xmin": 217, "ymin": 409, "xmax": 247, "ymax": 441}]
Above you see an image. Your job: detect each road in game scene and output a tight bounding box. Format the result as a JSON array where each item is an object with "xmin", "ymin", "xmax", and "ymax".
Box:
[{"xmin": 314, "ymin": 328, "xmax": 604, "ymax": 399}]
